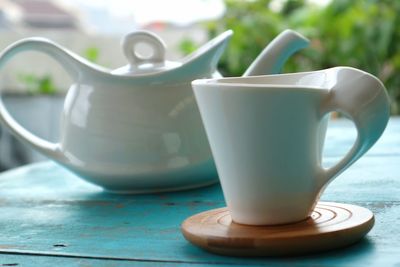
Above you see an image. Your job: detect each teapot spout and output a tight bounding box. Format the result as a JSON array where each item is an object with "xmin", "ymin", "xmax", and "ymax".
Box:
[{"xmin": 243, "ymin": 29, "xmax": 309, "ymax": 76}]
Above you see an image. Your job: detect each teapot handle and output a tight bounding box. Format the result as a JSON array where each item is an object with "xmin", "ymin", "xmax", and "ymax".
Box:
[
  {"xmin": 0, "ymin": 38, "xmax": 80, "ymax": 162},
  {"xmin": 317, "ymin": 67, "xmax": 390, "ymax": 188}
]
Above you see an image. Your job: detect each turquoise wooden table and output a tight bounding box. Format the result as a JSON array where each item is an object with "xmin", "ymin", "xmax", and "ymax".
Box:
[{"xmin": 0, "ymin": 118, "xmax": 399, "ymax": 266}]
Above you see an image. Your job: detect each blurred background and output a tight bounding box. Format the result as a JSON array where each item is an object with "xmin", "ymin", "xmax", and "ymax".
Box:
[{"xmin": 0, "ymin": 0, "xmax": 398, "ymax": 170}]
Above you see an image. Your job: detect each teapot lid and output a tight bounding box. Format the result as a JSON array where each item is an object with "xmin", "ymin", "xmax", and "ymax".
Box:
[{"xmin": 112, "ymin": 31, "xmax": 181, "ymax": 75}]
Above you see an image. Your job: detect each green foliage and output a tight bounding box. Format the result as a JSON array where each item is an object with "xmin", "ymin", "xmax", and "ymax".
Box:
[
  {"xmin": 83, "ymin": 46, "xmax": 100, "ymax": 63},
  {"xmin": 18, "ymin": 73, "xmax": 57, "ymax": 95},
  {"xmin": 179, "ymin": 38, "xmax": 198, "ymax": 55},
  {"xmin": 194, "ymin": 0, "xmax": 400, "ymax": 114},
  {"xmin": 16, "ymin": 46, "xmax": 101, "ymax": 95}
]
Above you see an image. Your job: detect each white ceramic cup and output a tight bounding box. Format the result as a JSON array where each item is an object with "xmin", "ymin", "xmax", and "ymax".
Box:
[{"xmin": 192, "ymin": 67, "xmax": 390, "ymax": 225}]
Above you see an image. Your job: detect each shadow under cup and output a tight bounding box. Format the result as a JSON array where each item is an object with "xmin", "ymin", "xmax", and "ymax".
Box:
[{"xmin": 192, "ymin": 68, "xmax": 390, "ymax": 225}]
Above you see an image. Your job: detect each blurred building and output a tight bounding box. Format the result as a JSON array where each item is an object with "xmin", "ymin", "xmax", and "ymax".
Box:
[{"xmin": 0, "ymin": 0, "xmax": 83, "ymax": 31}]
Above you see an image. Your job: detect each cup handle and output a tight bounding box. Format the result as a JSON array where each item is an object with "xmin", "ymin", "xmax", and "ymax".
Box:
[{"xmin": 318, "ymin": 67, "xmax": 390, "ymax": 187}]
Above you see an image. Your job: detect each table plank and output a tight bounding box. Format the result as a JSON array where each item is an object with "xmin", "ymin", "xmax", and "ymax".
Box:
[
  {"xmin": 0, "ymin": 118, "xmax": 398, "ymax": 266},
  {"xmin": 0, "ymin": 254, "xmax": 194, "ymax": 267},
  {"xmin": 0, "ymin": 158, "xmax": 399, "ymax": 266}
]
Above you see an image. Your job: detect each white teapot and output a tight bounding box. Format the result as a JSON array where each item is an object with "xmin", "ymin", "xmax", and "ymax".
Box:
[{"xmin": 0, "ymin": 30, "xmax": 309, "ymax": 193}]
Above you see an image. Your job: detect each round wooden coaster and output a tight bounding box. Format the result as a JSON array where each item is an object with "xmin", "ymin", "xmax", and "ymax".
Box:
[{"xmin": 181, "ymin": 202, "xmax": 374, "ymax": 256}]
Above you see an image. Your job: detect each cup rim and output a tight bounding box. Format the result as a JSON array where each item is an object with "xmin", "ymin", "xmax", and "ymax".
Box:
[{"xmin": 192, "ymin": 66, "xmax": 374, "ymax": 91}]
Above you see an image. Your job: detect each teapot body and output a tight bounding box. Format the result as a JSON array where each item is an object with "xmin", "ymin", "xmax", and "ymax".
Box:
[
  {"xmin": 0, "ymin": 29, "xmax": 310, "ymax": 193},
  {"xmin": 59, "ymin": 74, "xmax": 218, "ymax": 192}
]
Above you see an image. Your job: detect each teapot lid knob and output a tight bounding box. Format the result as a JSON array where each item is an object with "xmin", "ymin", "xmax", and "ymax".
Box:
[
  {"xmin": 123, "ymin": 31, "xmax": 165, "ymax": 66},
  {"xmin": 112, "ymin": 30, "xmax": 180, "ymax": 75}
]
